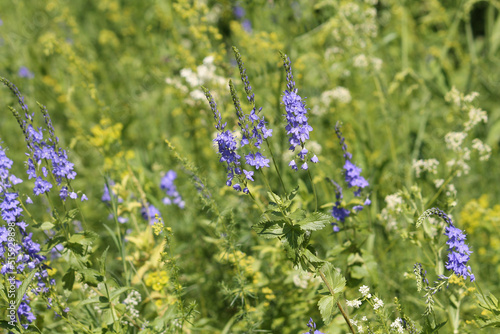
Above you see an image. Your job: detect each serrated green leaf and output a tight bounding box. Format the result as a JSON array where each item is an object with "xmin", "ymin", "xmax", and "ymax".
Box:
[
  {"xmin": 40, "ymin": 222, "xmax": 55, "ymax": 230},
  {"xmin": 80, "ymin": 269, "xmax": 104, "ymax": 286},
  {"xmin": 287, "ymin": 186, "xmax": 299, "ymax": 201},
  {"xmin": 253, "ymin": 224, "xmax": 283, "ymax": 239},
  {"xmin": 15, "ymin": 270, "xmax": 37, "ymax": 310},
  {"xmin": 318, "ymin": 295, "xmax": 335, "ymax": 324},
  {"xmin": 297, "ymin": 212, "xmax": 331, "ymax": 231},
  {"xmin": 252, "ymin": 217, "xmax": 286, "ymax": 239},
  {"xmin": 288, "ymin": 209, "xmax": 306, "ymax": 221},
  {"xmin": 63, "ymin": 269, "xmax": 75, "ymax": 291},
  {"xmin": 100, "ymin": 246, "xmax": 110, "ymax": 274},
  {"xmin": 302, "ymin": 247, "xmax": 325, "ymax": 269},
  {"xmin": 283, "ymin": 223, "xmax": 302, "ymax": 249},
  {"xmin": 267, "ymin": 191, "xmax": 282, "ymax": 205},
  {"xmin": 109, "ymin": 287, "xmax": 133, "ymax": 302},
  {"xmin": 319, "ymin": 263, "xmax": 346, "ymax": 296},
  {"xmin": 65, "ymin": 208, "xmax": 80, "ymax": 220}
]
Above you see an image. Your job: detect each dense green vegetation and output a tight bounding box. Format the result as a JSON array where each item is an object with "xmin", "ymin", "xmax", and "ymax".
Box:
[{"xmin": 1, "ymin": 1, "xmax": 499, "ymax": 333}]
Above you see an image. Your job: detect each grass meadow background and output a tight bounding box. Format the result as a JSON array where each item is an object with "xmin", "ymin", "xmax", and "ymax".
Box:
[{"xmin": 1, "ymin": 0, "xmax": 500, "ymax": 333}]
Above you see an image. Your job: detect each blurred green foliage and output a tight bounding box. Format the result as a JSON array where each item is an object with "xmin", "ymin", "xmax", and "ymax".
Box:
[{"xmin": 1, "ymin": 0, "xmax": 499, "ymax": 333}]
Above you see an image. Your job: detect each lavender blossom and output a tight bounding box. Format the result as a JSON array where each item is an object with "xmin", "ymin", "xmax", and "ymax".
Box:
[
  {"xmin": 161, "ymin": 170, "xmax": 185, "ymax": 209},
  {"xmin": 335, "ymin": 122, "xmax": 368, "ymax": 195},
  {"xmin": 0, "ymin": 145, "xmax": 51, "ymax": 328},
  {"xmin": 330, "ymin": 180, "xmax": 350, "ymax": 227},
  {"xmin": 232, "ymin": 49, "xmax": 273, "ymax": 175},
  {"xmin": 281, "ymin": 53, "xmax": 316, "ymax": 170},
  {"xmin": 141, "ymin": 203, "xmax": 161, "ymax": 224},
  {"xmin": 1, "ymin": 78, "xmax": 84, "ymax": 201},
  {"xmin": 421, "ymin": 208, "xmax": 475, "ymax": 282},
  {"xmin": 203, "ymin": 88, "xmax": 244, "ymax": 190},
  {"xmin": 18, "ymin": 67, "xmax": 34, "ymax": 79},
  {"xmin": 303, "ymin": 318, "xmax": 325, "ymax": 334}
]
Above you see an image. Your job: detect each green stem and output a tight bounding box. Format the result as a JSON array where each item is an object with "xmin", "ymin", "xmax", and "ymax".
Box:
[
  {"xmin": 317, "ymin": 269, "xmax": 356, "ymax": 334},
  {"xmin": 373, "ymin": 74, "xmax": 398, "ymax": 173},
  {"xmin": 424, "ymin": 170, "xmax": 458, "ymax": 210},
  {"xmin": 259, "ymin": 169, "xmax": 293, "ymax": 225},
  {"xmin": 307, "ymin": 169, "xmax": 318, "ymax": 212},
  {"xmin": 265, "ymin": 138, "xmax": 287, "ymax": 193}
]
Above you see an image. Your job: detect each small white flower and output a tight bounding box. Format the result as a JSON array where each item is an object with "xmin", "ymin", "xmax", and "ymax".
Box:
[
  {"xmin": 390, "ymin": 318, "xmax": 404, "ymax": 333},
  {"xmin": 359, "ymin": 285, "xmax": 370, "ymax": 296},
  {"xmin": 412, "ymin": 159, "xmax": 439, "ymax": 178},
  {"xmin": 434, "ymin": 179, "xmax": 444, "ymax": 188},
  {"xmin": 373, "ymin": 297, "xmax": 384, "ymax": 310},
  {"xmin": 346, "ymin": 299, "xmax": 362, "ymax": 308},
  {"xmin": 445, "ymin": 132, "xmax": 467, "ymax": 152},
  {"xmin": 353, "ymin": 54, "xmax": 369, "ymax": 68}
]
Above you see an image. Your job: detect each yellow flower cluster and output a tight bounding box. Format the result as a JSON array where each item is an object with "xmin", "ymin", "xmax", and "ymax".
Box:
[
  {"xmin": 145, "ymin": 270, "xmax": 169, "ymax": 292},
  {"xmin": 460, "ymin": 195, "xmax": 500, "ymax": 264},
  {"xmin": 219, "ymin": 250, "xmax": 262, "ymax": 284}
]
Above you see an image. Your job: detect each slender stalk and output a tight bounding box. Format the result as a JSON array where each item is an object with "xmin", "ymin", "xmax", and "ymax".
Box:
[
  {"xmin": 424, "ymin": 170, "xmax": 458, "ymax": 210},
  {"xmin": 265, "ymin": 138, "xmax": 287, "ymax": 193},
  {"xmin": 317, "ymin": 269, "xmax": 356, "ymax": 334},
  {"xmin": 373, "ymin": 74, "xmax": 398, "ymax": 173},
  {"xmin": 307, "ymin": 168, "xmax": 318, "ymax": 211}
]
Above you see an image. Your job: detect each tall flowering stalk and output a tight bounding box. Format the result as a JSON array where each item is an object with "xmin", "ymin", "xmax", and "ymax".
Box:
[
  {"xmin": 1, "ymin": 78, "xmax": 85, "ymax": 202},
  {"xmin": 329, "ymin": 123, "xmax": 370, "ymax": 230},
  {"xmin": 202, "ymin": 88, "xmax": 248, "ymax": 192},
  {"xmin": 280, "ymin": 52, "xmax": 318, "ymax": 171},
  {"xmin": 417, "ymin": 208, "xmax": 474, "ymax": 282},
  {"xmin": 0, "ymin": 145, "xmax": 54, "ymax": 329},
  {"xmin": 232, "ymin": 48, "xmax": 274, "ymax": 175}
]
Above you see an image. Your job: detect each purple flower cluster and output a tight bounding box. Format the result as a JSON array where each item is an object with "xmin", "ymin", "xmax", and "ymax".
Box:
[
  {"xmin": 330, "ymin": 180, "xmax": 350, "ymax": 232},
  {"xmin": 18, "ymin": 66, "xmax": 34, "ymax": 79},
  {"xmin": 101, "ymin": 182, "xmax": 128, "ymax": 224},
  {"xmin": 141, "ymin": 203, "xmax": 161, "ymax": 225},
  {"xmin": 161, "ymin": 170, "xmax": 185, "ymax": 209},
  {"xmin": 328, "ymin": 124, "xmax": 370, "ymax": 229},
  {"xmin": 1, "ymin": 145, "xmax": 54, "ymax": 329},
  {"xmin": 281, "ymin": 54, "xmax": 318, "ymax": 171},
  {"xmin": 232, "ymin": 48, "xmax": 273, "ymax": 181},
  {"xmin": 233, "ymin": 5, "xmax": 252, "ymax": 32},
  {"xmin": 426, "ymin": 208, "xmax": 474, "ymax": 282},
  {"xmin": 303, "ymin": 318, "xmax": 324, "ymax": 334},
  {"xmin": 204, "ymin": 87, "xmax": 250, "ymax": 193},
  {"xmin": 1, "ymin": 78, "xmax": 86, "ymax": 202},
  {"xmin": 335, "ymin": 123, "xmax": 369, "ymax": 196}
]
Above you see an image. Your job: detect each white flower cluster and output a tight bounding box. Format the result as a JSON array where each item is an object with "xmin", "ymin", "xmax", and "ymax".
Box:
[
  {"xmin": 121, "ymin": 290, "xmax": 142, "ymax": 325},
  {"xmin": 439, "ymin": 87, "xmax": 492, "ymax": 177},
  {"xmin": 472, "ymin": 138, "xmax": 492, "ymax": 161},
  {"xmin": 359, "ymin": 285, "xmax": 371, "ymax": 297},
  {"xmin": 330, "ymin": 0, "xmax": 378, "ymax": 50},
  {"xmin": 349, "ymin": 318, "xmax": 366, "ymax": 333},
  {"xmin": 166, "ymin": 56, "xmax": 226, "ymax": 105},
  {"xmin": 465, "ymin": 107, "xmax": 488, "ymax": 131},
  {"xmin": 380, "ymin": 192, "xmax": 405, "ymax": 230},
  {"xmin": 372, "ymin": 297, "xmax": 384, "ymax": 310},
  {"xmin": 412, "ymin": 159, "xmax": 439, "ymax": 178},
  {"xmin": 390, "ymin": 318, "xmax": 404, "ymax": 333},
  {"xmin": 321, "ymin": 86, "xmax": 352, "ymax": 105},
  {"xmin": 346, "ymin": 299, "xmax": 362, "ymax": 308},
  {"xmin": 444, "ymin": 132, "xmax": 467, "ymax": 152}
]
